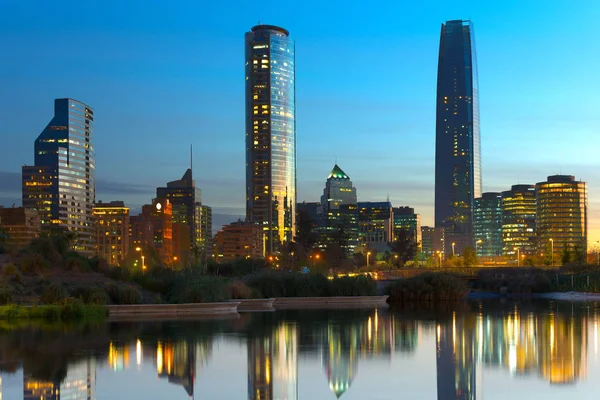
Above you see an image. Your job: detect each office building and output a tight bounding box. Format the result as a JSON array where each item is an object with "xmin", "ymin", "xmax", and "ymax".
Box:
[
  {"xmin": 0, "ymin": 207, "xmax": 41, "ymax": 248},
  {"xmin": 200, "ymin": 204, "xmax": 212, "ymax": 252},
  {"xmin": 357, "ymin": 202, "xmax": 393, "ymax": 250},
  {"xmin": 501, "ymin": 185, "xmax": 536, "ymax": 256},
  {"xmin": 245, "ymin": 24, "xmax": 296, "ymax": 254},
  {"xmin": 392, "ymin": 207, "xmax": 421, "ymax": 249},
  {"xmin": 319, "ymin": 165, "xmax": 359, "ymax": 256},
  {"xmin": 536, "ymin": 175, "xmax": 587, "ymax": 256},
  {"xmin": 473, "ymin": 193, "xmax": 502, "ymax": 258},
  {"xmin": 22, "ymin": 98, "xmax": 96, "ymax": 255},
  {"xmin": 130, "ymin": 199, "xmax": 173, "ymax": 267},
  {"xmin": 421, "ymin": 226, "xmax": 445, "ymax": 265},
  {"xmin": 213, "ymin": 221, "xmax": 264, "ymax": 262},
  {"xmin": 92, "ymin": 201, "xmax": 129, "ymax": 266},
  {"xmin": 434, "ymin": 20, "xmax": 482, "ymax": 256},
  {"xmin": 157, "ymin": 167, "xmax": 210, "ymax": 254}
]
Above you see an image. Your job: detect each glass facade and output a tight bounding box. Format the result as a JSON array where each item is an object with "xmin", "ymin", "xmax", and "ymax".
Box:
[
  {"xmin": 536, "ymin": 175, "xmax": 587, "ymax": 255},
  {"xmin": 22, "ymin": 98, "xmax": 95, "ymax": 255},
  {"xmin": 392, "ymin": 207, "xmax": 422, "ymax": 249},
  {"xmin": 501, "ymin": 185, "xmax": 536, "ymax": 256},
  {"xmin": 434, "ymin": 20, "xmax": 482, "ymax": 256},
  {"xmin": 245, "ymin": 24, "xmax": 296, "ymax": 254},
  {"xmin": 473, "ymin": 192, "xmax": 502, "ymax": 257},
  {"xmin": 357, "ymin": 202, "xmax": 393, "ymax": 245}
]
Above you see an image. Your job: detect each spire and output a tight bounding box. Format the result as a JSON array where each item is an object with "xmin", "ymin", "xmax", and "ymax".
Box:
[{"xmin": 328, "ymin": 164, "xmax": 349, "ymax": 180}]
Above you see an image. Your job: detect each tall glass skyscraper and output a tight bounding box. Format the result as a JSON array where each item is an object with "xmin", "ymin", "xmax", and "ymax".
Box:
[
  {"xmin": 22, "ymin": 98, "xmax": 95, "ymax": 255},
  {"xmin": 434, "ymin": 20, "xmax": 482, "ymax": 256},
  {"xmin": 245, "ymin": 24, "xmax": 296, "ymax": 254}
]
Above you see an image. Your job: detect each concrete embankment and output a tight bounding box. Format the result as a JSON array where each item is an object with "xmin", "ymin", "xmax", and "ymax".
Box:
[
  {"xmin": 273, "ymin": 296, "xmax": 389, "ymax": 310},
  {"xmin": 107, "ymin": 302, "xmax": 240, "ymax": 320}
]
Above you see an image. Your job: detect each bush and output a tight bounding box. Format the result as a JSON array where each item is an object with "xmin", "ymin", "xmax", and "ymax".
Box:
[
  {"xmin": 19, "ymin": 254, "xmax": 50, "ymax": 274},
  {"xmin": 40, "ymin": 283, "xmax": 68, "ymax": 304},
  {"xmin": 105, "ymin": 283, "xmax": 142, "ymax": 305},
  {"xmin": 329, "ymin": 276, "xmax": 377, "ymax": 296},
  {"xmin": 169, "ymin": 276, "xmax": 229, "ymax": 303},
  {"xmin": 64, "ymin": 254, "xmax": 90, "ymax": 271},
  {"xmin": 0, "ymin": 287, "xmax": 12, "ymax": 305},
  {"xmin": 2, "ymin": 263, "xmax": 23, "ymax": 284},
  {"xmin": 228, "ymin": 280, "xmax": 255, "ymax": 299},
  {"xmin": 71, "ymin": 286, "xmax": 109, "ymax": 305},
  {"xmin": 388, "ymin": 272, "xmax": 469, "ymax": 303}
]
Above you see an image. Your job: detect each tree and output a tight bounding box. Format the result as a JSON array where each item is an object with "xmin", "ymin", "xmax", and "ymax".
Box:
[
  {"xmin": 390, "ymin": 229, "xmax": 417, "ymax": 265},
  {"xmin": 462, "ymin": 246, "xmax": 477, "ymax": 267}
]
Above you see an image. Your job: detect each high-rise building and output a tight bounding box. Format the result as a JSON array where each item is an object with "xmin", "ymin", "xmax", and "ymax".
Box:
[
  {"xmin": 92, "ymin": 201, "xmax": 129, "ymax": 266},
  {"xmin": 421, "ymin": 226, "xmax": 445, "ymax": 258},
  {"xmin": 392, "ymin": 207, "xmax": 422, "ymax": 249},
  {"xmin": 0, "ymin": 207, "xmax": 41, "ymax": 248},
  {"xmin": 156, "ymin": 168, "xmax": 208, "ymax": 253},
  {"xmin": 22, "ymin": 99, "xmax": 96, "ymax": 255},
  {"xmin": 357, "ymin": 202, "xmax": 393, "ymax": 250},
  {"xmin": 130, "ymin": 199, "xmax": 173, "ymax": 267},
  {"xmin": 245, "ymin": 24, "xmax": 296, "ymax": 254},
  {"xmin": 213, "ymin": 221, "xmax": 264, "ymax": 262},
  {"xmin": 434, "ymin": 20, "xmax": 482, "ymax": 256},
  {"xmin": 501, "ymin": 185, "xmax": 536, "ymax": 256},
  {"xmin": 319, "ymin": 165, "xmax": 359, "ymax": 256},
  {"xmin": 536, "ymin": 175, "xmax": 587, "ymax": 256},
  {"xmin": 473, "ymin": 193, "xmax": 502, "ymax": 258},
  {"xmin": 200, "ymin": 204, "xmax": 212, "ymax": 252}
]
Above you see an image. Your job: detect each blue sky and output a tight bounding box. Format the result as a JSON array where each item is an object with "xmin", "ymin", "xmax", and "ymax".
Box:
[{"xmin": 1, "ymin": 0, "xmax": 599, "ymax": 238}]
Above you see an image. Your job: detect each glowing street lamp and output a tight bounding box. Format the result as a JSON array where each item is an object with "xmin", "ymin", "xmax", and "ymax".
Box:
[
  {"xmin": 475, "ymin": 239, "xmax": 482, "ymax": 256},
  {"xmin": 514, "ymin": 247, "xmax": 520, "ymax": 267},
  {"xmin": 135, "ymin": 247, "xmax": 146, "ymax": 271},
  {"xmin": 367, "ymin": 251, "xmax": 372, "ymax": 268},
  {"xmin": 452, "ymin": 242, "xmax": 456, "ymax": 257},
  {"xmin": 436, "ymin": 250, "xmax": 441, "ymax": 268}
]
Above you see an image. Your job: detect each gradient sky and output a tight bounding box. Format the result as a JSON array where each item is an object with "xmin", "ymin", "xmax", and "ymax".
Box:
[{"xmin": 1, "ymin": 0, "xmax": 599, "ymax": 239}]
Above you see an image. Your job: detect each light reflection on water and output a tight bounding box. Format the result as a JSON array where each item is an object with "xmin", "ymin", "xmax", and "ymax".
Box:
[{"xmin": 0, "ymin": 300, "xmax": 599, "ymax": 399}]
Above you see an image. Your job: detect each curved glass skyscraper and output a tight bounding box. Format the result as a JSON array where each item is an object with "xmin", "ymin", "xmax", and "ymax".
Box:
[
  {"xmin": 434, "ymin": 20, "xmax": 482, "ymax": 256},
  {"xmin": 245, "ymin": 24, "xmax": 296, "ymax": 254}
]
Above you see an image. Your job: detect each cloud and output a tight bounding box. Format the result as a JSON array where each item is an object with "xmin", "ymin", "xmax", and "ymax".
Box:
[{"xmin": 96, "ymin": 178, "xmax": 156, "ymax": 196}]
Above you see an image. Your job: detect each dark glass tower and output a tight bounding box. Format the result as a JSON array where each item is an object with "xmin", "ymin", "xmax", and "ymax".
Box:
[
  {"xmin": 245, "ymin": 24, "xmax": 296, "ymax": 254},
  {"xmin": 434, "ymin": 20, "xmax": 482, "ymax": 256},
  {"xmin": 22, "ymin": 98, "xmax": 95, "ymax": 255}
]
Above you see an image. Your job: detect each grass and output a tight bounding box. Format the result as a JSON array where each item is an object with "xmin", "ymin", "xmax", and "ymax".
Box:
[{"xmin": 0, "ymin": 302, "xmax": 108, "ymax": 321}]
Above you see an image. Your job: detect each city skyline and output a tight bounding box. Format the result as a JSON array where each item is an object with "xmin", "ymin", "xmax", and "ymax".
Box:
[{"xmin": 1, "ymin": 1, "xmax": 600, "ymax": 242}]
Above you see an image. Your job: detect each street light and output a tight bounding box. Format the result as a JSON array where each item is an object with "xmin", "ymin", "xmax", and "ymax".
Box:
[
  {"xmin": 475, "ymin": 239, "xmax": 482, "ymax": 260},
  {"xmin": 452, "ymin": 242, "xmax": 456, "ymax": 257},
  {"xmin": 135, "ymin": 247, "xmax": 146, "ymax": 271},
  {"xmin": 436, "ymin": 250, "xmax": 441, "ymax": 268},
  {"xmin": 549, "ymin": 239, "xmax": 554, "ymax": 267},
  {"xmin": 514, "ymin": 247, "xmax": 520, "ymax": 267},
  {"xmin": 367, "ymin": 251, "xmax": 372, "ymax": 268}
]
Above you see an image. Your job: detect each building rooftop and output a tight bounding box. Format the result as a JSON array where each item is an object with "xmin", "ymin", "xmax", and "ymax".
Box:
[
  {"xmin": 328, "ymin": 164, "xmax": 349, "ymax": 180},
  {"xmin": 251, "ymin": 24, "xmax": 289, "ymax": 36}
]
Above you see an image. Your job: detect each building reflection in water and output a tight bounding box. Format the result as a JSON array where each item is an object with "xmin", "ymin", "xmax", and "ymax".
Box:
[
  {"xmin": 157, "ymin": 341, "xmax": 196, "ymax": 397},
  {"xmin": 248, "ymin": 322, "xmax": 298, "ymax": 400},
  {"xmin": 23, "ymin": 358, "xmax": 96, "ymax": 400}
]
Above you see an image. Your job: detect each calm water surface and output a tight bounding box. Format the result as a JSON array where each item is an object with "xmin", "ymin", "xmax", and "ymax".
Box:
[{"xmin": 1, "ymin": 300, "xmax": 600, "ymax": 399}]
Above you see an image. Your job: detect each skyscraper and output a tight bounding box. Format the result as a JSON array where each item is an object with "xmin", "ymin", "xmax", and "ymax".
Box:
[
  {"xmin": 501, "ymin": 185, "xmax": 536, "ymax": 256},
  {"xmin": 22, "ymin": 98, "xmax": 96, "ymax": 255},
  {"xmin": 392, "ymin": 207, "xmax": 422, "ymax": 249},
  {"xmin": 435, "ymin": 20, "xmax": 482, "ymax": 256},
  {"xmin": 536, "ymin": 175, "xmax": 587, "ymax": 257},
  {"xmin": 473, "ymin": 192, "xmax": 502, "ymax": 258},
  {"xmin": 245, "ymin": 24, "xmax": 296, "ymax": 254}
]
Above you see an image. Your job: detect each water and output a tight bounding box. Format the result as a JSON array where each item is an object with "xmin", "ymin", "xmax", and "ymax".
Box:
[{"xmin": 1, "ymin": 300, "xmax": 599, "ymax": 399}]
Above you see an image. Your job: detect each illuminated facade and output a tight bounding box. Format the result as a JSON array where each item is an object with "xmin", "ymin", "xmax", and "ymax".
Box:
[
  {"xmin": 93, "ymin": 201, "xmax": 129, "ymax": 266},
  {"xmin": 156, "ymin": 168, "xmax": 209, "ymax": 254},
  {"xmin": 357, "ymin": 202, "xmax": 393, "ymax": 247},
  {"xmin": 421, "ymin": 226, "xmax": 445, "ymax": 257},
  {"xmin": 0, "ymin": 207, "xmax": 41, "ymax": 248},
  {"xmin": 392, "ymin": 207, "xmax": 421, "ymax": 249},
  {"xmin": 213, "ymin": 221, "xmax": 264, "ymax": 262},
  {"xmin": 130, "ymin": 199, "xmax": 173, "ymax": 266},
  {"xmin": 501, "ymin": 185, "xmax": 536, "ymax": 256},
  {"xmin": 22, "ymin": 99, "xmax": 96, "ymax": 255},
  {"xmin": 473, "ymin": 192, "xmax": 502, "ymax": 257},
  {"xmin": 245, "ymin": 24, "xmax": 296, "ymax": 254},
  {"xmin": 535, "ymin": 175, "xmax": 587, "ymax": 255},
  {"xmin": 434, "ymin": 20, "xmax": 482, "ymax": 256},
  {"xmin": 319, "ymin": 165, "xmax": 359, "ymax": 257}
]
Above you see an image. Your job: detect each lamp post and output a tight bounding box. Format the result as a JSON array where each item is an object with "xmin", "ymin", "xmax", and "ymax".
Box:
[
  {"xmin": 436, "ymin": 250, "xmax": 441, "ymax": 268},
  {"xmin": 475, "ymin": 239, "xmax": 482, "ymax": 261},
  {"xmin": 135, "ymin": 247, "xmax": 146, "ymax": 271},
  {"xmin": 452, "ymin": 242, "xmax": 456, "ymax": 257},
  {"xmin": 367, "ymin": 251, "xmax": 372, "ymax": 268},
  {"xmin": 514, "ymin": 247, "xmax": 520, "ymax": 267},
  {"xmin": 549, "ymin": 239, "xmax": 554, "ymax": 267}
]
